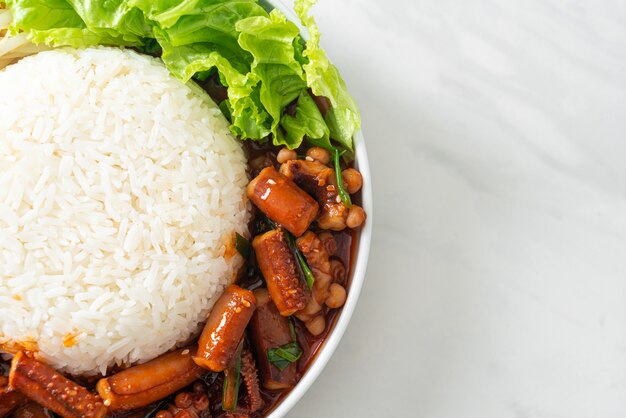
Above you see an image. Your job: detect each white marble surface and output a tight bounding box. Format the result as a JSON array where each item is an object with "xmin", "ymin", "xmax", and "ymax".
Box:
[{"xmin": 288, "ymin": 1, "xmax": 626, "ymax": 417}]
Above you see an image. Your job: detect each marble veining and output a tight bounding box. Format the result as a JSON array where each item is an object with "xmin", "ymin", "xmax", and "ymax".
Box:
[{"xmin": 288, "ymin": 0, "xmax": 626, "ymax": 417}]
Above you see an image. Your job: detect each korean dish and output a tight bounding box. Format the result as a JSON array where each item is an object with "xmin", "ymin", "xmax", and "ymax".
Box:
[{"xmin": 0, "ymin": 0, "xmax": 366, "ymax": 417}]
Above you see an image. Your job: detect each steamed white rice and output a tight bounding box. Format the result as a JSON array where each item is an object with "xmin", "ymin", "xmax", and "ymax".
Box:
[{"xmin": 0, "ymin": 47, "xmax": 250, "ymax": 375}]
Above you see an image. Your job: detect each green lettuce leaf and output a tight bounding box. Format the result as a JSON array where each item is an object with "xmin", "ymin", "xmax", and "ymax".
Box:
[
  {"xmin": 128, "ymin": 0, "xmax": 266, "ymax": 30},
  {"xmin": 140, "ymin": 0, "xmax": 272, "ymax": 139},
  {"xmin": 126, "ymin": 0, "xmax": 199, "ymax": 28},
  {"xmin": 7, "ymin": 0, "xmax": 83, "ymax": 31},
  {"xmin": 7, "ymin": 0, "xmax": 148, "ymax": 46},
  {"xmin": 28, "ymin": 27, "xmax": 140, "ymax": 47},
  {"xmin": 280, "ymin": 90, "xmax": 329, "ymax": 149},
  {"xmin": 294, "ymin": 0, "xmax": 360, "ymax": 152},
  {"xmin": 66, "ymin": 0, "xmax": 151, "ymax": 41},
  {"xmin": 5, "ymin": 0, "xmax": 360, "ymax": 151},
  {"xmin": 236, "ymin": 10, "xmax": 306, "ymax": 147}
]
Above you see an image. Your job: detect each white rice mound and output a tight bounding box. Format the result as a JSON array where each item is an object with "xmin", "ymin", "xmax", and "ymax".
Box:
[{"xmin": 0, "ymin": 47, "xmax": 250, "ymax": 375}]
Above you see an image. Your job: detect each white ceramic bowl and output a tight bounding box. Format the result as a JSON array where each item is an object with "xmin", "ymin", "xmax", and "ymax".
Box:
[
  {"xmin": 265, "ymin": 2, "xmax": 373, "ymax": 416},
  {"xmin": 0, "ymin": 2, "xmax": 371, "ymax": 415}
]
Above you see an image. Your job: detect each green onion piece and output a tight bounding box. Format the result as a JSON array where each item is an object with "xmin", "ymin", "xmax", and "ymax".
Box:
[
  {"xmin": 235, "ymin": 232, "xmax": 251, "ymax": 259},
  {"xmin": 333, "ymin": 148, "xmax": 352, "ymax": 208},
  {"xmin": 294, "ymin": 248, "xmax": 315, "ymax": 290},
  {"xmin": 286, "ymin": 232, "xmax": 315, "ymax": 290},
  {"xmin": 218, "ymin": 100, "xmax": 233, "ymax": 122},
  {"xmin": 222, "ymin": 347, "xmax": 242, "ymax": 412},
  {"xmin": 267, "ymin": 341, "xmax": 303, "ymax": 371},
  {"xmin": 288, "ymin": 317, "xmax": 297, "ymax": 341},
  {"xmin": 265, "ymin": 217, "xmax": 278, "ymax": 231}
]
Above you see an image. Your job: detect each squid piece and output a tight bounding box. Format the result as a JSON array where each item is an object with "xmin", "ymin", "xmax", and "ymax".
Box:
[
  {"xmin": 0, "ymin": 387, "xmax": 27, "ymax": 418},
  {"xmin": 9, "ymin": 352, "xmax": 106, "ymax": 418},
  {"xmin": 293, "ymin": 296, "xmax": 323, "ymax": 324},
  {"xmin": 154, "ymin": 390, "xmax": 210, "ymax": 418},
  {"xmin": 252, "ymin": 229, "xmax": 307, "ymax": 317},
  {"xmin": 295, "ymin": 232, "xmax": 347, "ymax": 329},
  {"xmin": 193, "ymin": 285, "xmax": 257, "ymax": 372},
  {"xmin": 279, "ymin": 159, "xmax": 346, "ymax": 230},
  {"xmin": 280, "ymin": 159, "xmax": 366, "ymax": 231},
  {"xmin": 96, "ymin": 347, "xmax": 205, "ymax": 411},
  {"xmin": 247, "ymin": 166, "xmax": 319, "ymax": 237},
  {"xmin": 317, "ymin": 231, "xmax": 338, "ymax": 257},
  {"xmin": 249, "ymin": 289, "xmax": 298, "ymax": 390},
  {"xmin": 296, "ymin": 231, "xmax": 334, "ymax": 305},
  {"xmin": 240, "ymin": 349, "xmax": 263, "ymax": 412}
]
